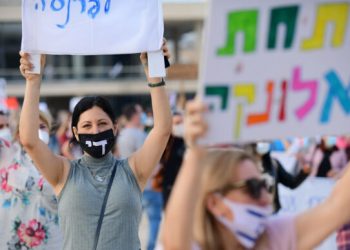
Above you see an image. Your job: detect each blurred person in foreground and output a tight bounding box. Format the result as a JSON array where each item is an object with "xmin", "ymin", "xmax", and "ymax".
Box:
[
  {"xmin": 336, "ymin": 136, "xmax": 350, "ymax": 250},
  {"xmin": 159, "ymin": 99, "xmax": 350, "ymax": 250}
]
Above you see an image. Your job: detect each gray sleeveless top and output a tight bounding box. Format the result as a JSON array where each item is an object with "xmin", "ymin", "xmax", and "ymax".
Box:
[{"xmin": 57, "ymin": 153, "xmax": 142, "ymax": 250}]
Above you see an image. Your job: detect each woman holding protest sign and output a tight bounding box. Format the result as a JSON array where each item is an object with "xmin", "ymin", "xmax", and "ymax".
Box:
[
  {"xmin": 161, "ymin": 100, "xmax": 350, "ymax": 250},
  {"xmin": 18, "ymin": 41, "xmax": 172, "ymax": 250}
]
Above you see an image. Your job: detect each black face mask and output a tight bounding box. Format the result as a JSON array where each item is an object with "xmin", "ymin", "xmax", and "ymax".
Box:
[{"xmin": 78, "ymin": 129, "xmax": 115, "ymax": 158}]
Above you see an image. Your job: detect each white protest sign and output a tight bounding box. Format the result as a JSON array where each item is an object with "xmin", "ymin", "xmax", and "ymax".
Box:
[
  {"xmin": 21, "ymin": 0, "xmax": 164, "ymax": 55},
  {"xmin": 27, "ymin": 53, "xmax": 41, "ymax": 74},
  {"xmin": 278, "ymin": 178, "xmax": 336, "ymax": 250},
  {"xmin": 200, "ymin": 0, "xmax": 350, "ymax": 144},
  {"xmin": 147, "ymin": 50, "xmax": 166, "ymax": 78}
]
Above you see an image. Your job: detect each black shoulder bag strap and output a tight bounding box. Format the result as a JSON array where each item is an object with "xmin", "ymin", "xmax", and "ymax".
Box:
[{"xmin": 93, "ymin": 160, "xmax": 118, "ymax": 250}]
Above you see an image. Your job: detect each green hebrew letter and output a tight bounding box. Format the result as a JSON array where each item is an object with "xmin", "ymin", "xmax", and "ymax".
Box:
[
  {"xmin": 205, "ymin": 86, "xmax": 229, "ymax": 110},
  {"xmin": 217, "ymin": 10, "xmax": 258, "ymax": 56},
  {"xmin": 268, "ymin": 6, "xmax": 299, "ymax": 49}
]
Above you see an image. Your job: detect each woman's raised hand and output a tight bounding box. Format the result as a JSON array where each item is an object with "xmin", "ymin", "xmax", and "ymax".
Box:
[
  {"xmin": 183, "ymin": 100, "xmax": 208, "ymax": 149},
  {"xmin": 19, "ymin": 52, "xmax": 46, "ymax": 82},
  {"xmin": 140, "ymin": 38, "xmax": 170, "ymax": 81}
]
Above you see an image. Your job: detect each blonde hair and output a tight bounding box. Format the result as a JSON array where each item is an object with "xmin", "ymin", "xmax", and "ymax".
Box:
[
  {"xmin": 14, "ymin": 110, "xmax": 52, "ymax": 139},
  {"xmin": 193, "ymin": 148, "xmax": 260, "ymax": 250},
  {"xmin": 39, "ymin": 110, "xmax": 52, "ymax": 131}
]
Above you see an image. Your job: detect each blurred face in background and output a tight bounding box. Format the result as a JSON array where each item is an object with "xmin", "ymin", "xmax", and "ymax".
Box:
[
  {"xmin": 134, "ymin": 104, "xmax": 143, "ymax": 127},
  {"xmin": 172, "ymin": 113, "xmax": 184, "ymax": 138},
  {"xmin": 38, "ymin": 118, "xmax": 50, "ymax": 144},
  {"xmin": 0, "ymin": 112, "xmax": 12, "ymax": 141},
  {"xmin": 255, "ymin": 141, "xmax": 271, "ymax": 156},
  {"xmin": 323, "ymin": 136, "xmax": 337, "ymax": 149},
  {"xmin": 0, "ymin": 113, "xmax": 9, "ymax": 130}
]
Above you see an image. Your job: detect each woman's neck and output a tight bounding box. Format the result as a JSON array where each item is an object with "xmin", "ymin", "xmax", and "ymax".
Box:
[{"xmin": 218, "ymin": 224, "xmax": 244, "ymax": 250}]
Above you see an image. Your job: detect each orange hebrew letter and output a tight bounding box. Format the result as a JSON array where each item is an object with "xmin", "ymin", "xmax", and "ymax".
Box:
[{"xmin": 247, "ymin": 81, "xmax": 274, "ymax": 125}]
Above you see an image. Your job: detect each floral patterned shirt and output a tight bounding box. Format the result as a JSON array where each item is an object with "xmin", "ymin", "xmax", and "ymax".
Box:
[{"xmin": 0, "ymin": 139, "xmax": 63, "ymax": 250}]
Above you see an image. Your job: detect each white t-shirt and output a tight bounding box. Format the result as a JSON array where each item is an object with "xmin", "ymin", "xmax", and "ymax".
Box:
[{"xmin": 117, "ymin": 127, "xmax": 146, "ymax": 158}]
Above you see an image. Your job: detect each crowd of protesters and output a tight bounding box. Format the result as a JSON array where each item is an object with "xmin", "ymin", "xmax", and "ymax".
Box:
[{"xmin": 2, "ymin": 93, "xmax": 350, "ymax": 249}]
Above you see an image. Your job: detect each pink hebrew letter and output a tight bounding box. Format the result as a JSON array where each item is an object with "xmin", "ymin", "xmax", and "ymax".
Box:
[{"xmin": 292, "ymin": 67, "xmax": 318, "ymax": 120}]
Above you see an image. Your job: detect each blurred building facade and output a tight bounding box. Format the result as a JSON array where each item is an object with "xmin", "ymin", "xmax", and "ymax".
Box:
[{"xmin": 0, "ymin": 0, "xmax": 206, "ymax": 113}]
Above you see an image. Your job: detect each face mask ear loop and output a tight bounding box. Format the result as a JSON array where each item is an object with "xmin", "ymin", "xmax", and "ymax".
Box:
[
  {"xmin": 214, "ymin": 193, "xmax": 233, "ymax": 209},
  {"xmin": 211, "ymin": 193, "xmax": 235, "ymax": 225},
  {"xmin": 216, "ymin": 192, "xmax": 234, "ymax": 208},
  {"xmin": 213, "ymin": 192, "xmax": 230, "ymax": 210}
]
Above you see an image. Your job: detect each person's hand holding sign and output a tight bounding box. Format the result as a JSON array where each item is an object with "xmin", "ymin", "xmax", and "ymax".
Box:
[
  {"xmin": 140, "ymin": 38, "xmax": 170, "ymax": 82},
  {"xmin": 19, "ymin": 52, "xmax": 46, "ymax": 82}
]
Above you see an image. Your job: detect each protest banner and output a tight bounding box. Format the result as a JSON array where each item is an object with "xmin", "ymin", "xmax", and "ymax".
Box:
[
  {"xmin": 279, "ymin": 178, "xmax": 336, "ymax": 249},
  {"xmin": 21, "ymin": 0, "xmax": 164, "ymax": 55},
  {"xmin": 200, "ymin": 0, "xmax": 350, "ymax": 144}
]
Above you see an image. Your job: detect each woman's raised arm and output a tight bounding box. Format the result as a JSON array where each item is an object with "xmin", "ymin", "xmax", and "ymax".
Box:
[
  {"xmin": 19, "ymin": 52, "xmax": 70, "ymax": 195},
  {"xmin": 163, "ymin": 100, "xmax": 208, "ymax": 250},
  {"xmin": 296, "ymin": 162, "xmax": 350, "ymax": 249},
  {"xmin": 129, "ymin": 42, "xmax": 172, "ymax": 190}
]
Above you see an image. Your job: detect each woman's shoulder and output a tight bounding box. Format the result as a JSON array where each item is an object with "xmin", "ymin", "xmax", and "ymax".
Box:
[
  {"xmin": 265, "ymin": 215, "xmax": 297, "ymax": 250},
  {"xmin": 266, "ymin": 214, "xmax": 295, "ymax": 228},
  {"xmin": 63, "ymin": 158, "xmax": 84, "ymax": 182},
  {"xmin": 116, "ymin": 158, "xmax": 137, "ymax": 179},
  {"xmin": 155, "ymin": 242, "xmax": 202, "ymax": 250},
  {"xmin": 69, "ymin": 158, "xmax": 89, "ymax": 171}
]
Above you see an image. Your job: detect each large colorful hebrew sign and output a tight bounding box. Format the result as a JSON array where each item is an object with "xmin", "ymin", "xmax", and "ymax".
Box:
[
  {"xmin": 21, "ymin": 0, "xmax": 164, "ymax": 55},
  {"xmin": 200, "ymin": 0, "xmax": 350, "ymax": 144}
]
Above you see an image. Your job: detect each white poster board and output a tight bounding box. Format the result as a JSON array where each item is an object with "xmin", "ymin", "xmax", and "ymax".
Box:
[
  {"xmin": 200, "ymin": 0, "xmax": 350, "ymax": 144},
  {"xmin": 278, "ymin": 178, "xmax": 337, "ymax": 250},
  {"xmin": 21, "ymin": 0, "xmax": 164, "ymax": 55}
]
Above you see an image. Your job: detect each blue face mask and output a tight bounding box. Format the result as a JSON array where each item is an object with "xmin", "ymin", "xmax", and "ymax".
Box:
[
  {"xmin": 302, "ymin": 137, "xmax": 310, "ymax": 149},
  {"xmin": 325, "ymin": 136, "xmax": 337, "ymax": 148},
  {"xmin": 215, "ymin": 198, "xmax": 273, "ymax": 249},
  {"xmin": 256, "ymin": 142, "xmax": 271, "ymax": 155},
  {"xmin": 140, "ymin": 112, "xmax": 148, "ymax": 126},
  {"xmin": 38, "ymin": 129, "xmax": 50, "ymax": 145},
  {"xmin": 0, "ymin": 128, "xmax": 12, "ymax": 142}
]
